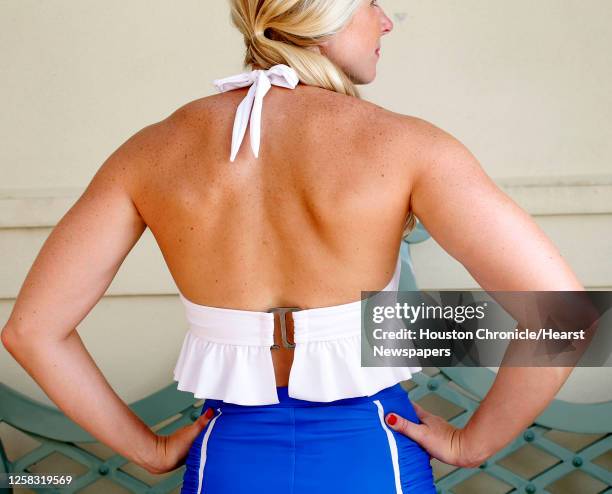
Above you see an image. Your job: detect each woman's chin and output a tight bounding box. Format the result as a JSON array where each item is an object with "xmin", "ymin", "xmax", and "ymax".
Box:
[
  {"xmin": 363, "ymin": 69, "xmax": 378, "ymax": 85},
  {"xmin": 350, "ymin": 68, "xmax": 377, "ymax": 85}
]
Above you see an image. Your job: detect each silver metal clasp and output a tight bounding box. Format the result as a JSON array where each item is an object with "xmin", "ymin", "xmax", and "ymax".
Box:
[{"xmin": 267, "ymin": 306, "xmax": 302, "ymax": 350}]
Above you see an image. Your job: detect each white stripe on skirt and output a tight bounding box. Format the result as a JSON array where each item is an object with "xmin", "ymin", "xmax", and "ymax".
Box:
[
  {"xmin": 196, "ymin": 407, "xmax": 223, "ymax": 494},
  {"xmin": 373, "ymin": 399, "xmax": 404, "ymax": 494}
]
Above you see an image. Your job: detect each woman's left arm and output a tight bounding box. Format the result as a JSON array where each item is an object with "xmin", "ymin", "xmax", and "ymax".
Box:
[
  {"xmin": 387, "ymin": 117, "xmax": 588, "ymax": 467},
  {"xmin": 0, "ymin": 121, "xmax": 195, "ymax": 473}
]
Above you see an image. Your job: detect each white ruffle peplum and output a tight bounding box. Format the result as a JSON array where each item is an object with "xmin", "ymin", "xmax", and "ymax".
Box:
[
  {"xmin": 173, "ymin": 252, "xmax": 422, "ymax": 405},
  {"xmin": 172, "ymin": 327, "xmax": 279, "ymax": 406}
]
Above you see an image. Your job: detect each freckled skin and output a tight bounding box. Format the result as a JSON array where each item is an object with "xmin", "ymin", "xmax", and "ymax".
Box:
[{"xmin": 131, "ymin": 0, "xmax": 416, "ymax": 386}]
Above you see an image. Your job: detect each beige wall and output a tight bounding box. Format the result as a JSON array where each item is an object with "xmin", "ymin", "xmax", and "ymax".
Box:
[{"xmin": 1, "ymin": 0, "xmax": 611, "ymax": 412}]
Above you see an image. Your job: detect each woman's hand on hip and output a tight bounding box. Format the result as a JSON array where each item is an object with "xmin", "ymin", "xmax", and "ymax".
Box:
[
  {"xmin": 385, "ymin": 403, "xmax": 481, "ymax": 468},
  {"xmin": 145, "ymin": 407, "xmax": 215, "ymax": 474}
]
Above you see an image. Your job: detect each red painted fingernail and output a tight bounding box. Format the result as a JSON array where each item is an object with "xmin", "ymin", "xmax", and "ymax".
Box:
[
  {"xmin": 387, "ymin": 413, "xmax": 397, "ymax": 426},
  {"xmin": 204, "ymin": 408, "xmax": 214, "ymax": 419}
]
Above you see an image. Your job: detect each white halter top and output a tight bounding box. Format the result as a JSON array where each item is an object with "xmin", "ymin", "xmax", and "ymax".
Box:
[{"xmin": 172, "ymin": 64, "xmax": 422, "ymax": 405}]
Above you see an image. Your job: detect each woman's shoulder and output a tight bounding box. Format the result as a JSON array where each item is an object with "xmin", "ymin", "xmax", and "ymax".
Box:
[
  {"xmin": 376, "ymin": 109, "xmax": 469, "ymax": 166},
  {"xmin": 147, "ymin": 88, "xmax": 461, "ymax": 170}
]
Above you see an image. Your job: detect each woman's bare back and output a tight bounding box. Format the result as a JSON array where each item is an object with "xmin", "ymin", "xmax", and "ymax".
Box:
[{"xmin": 131, "ymin": 84, "xmax": 420, "ymax": 315}]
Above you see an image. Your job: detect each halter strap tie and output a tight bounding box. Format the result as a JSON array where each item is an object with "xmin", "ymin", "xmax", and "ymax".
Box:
[{"xmin": 212, "ymin": 64, "xmax": 300, "ymax": 162}]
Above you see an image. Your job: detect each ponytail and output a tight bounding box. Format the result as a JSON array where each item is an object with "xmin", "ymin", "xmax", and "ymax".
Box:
[{"xmin": 230, "ymin": 0, "xmax": 363, "ymax": 97}]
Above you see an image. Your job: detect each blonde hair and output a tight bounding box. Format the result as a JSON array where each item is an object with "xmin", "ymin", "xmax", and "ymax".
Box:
[
  {"xmin": 402, "ymin": 211, "xmax": 417, "ymax": 240},
  {"xmin": 229, "ymin": 0, "xmax": 363, "ymax": 97}
]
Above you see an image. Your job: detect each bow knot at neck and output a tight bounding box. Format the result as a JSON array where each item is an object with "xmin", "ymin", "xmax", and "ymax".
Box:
[{"xmin": 212, "ymin": 64, "xmax": 300, "ymax": 162}]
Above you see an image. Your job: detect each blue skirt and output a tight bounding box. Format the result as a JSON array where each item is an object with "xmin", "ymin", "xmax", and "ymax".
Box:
[{"xmin": 181, "ymin": 383, "xmax": 436, "ymax": 493}]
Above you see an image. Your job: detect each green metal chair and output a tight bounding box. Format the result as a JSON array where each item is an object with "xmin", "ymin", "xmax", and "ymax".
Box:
[{"xmin": 1, "ymin": 221, "xmax": 610, "ymax": 493}]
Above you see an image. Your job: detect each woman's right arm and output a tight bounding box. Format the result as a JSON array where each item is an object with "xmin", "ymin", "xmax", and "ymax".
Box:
[
  {"xmin": 389, "ymin": 117, "xmax": 586, "ymax": 467},
  {"xmin": 1, "ymin": 112, "xmax": 213, "ymax": 474}
]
